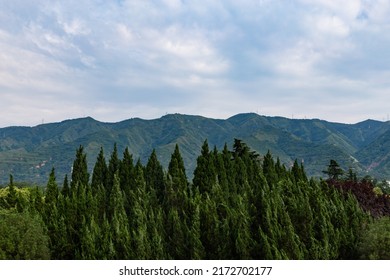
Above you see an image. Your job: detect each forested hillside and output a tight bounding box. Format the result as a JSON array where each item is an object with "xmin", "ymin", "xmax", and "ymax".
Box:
[
  {"xmin": 1, "ymin": 140, "xmax": 389, "ymax": 260},
  {"xmin": 1, "ymin": 113, "xmax": 390, "ymax": 185}
]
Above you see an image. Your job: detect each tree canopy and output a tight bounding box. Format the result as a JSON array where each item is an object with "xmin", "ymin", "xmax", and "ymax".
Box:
[{"xmin": 1, "ymin": 140, "xmax": 388, "ymax": 260}]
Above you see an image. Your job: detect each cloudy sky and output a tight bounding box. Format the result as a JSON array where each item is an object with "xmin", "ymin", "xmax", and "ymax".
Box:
[{"xmin": 1, "ymin": 0, "xmax": 390, "ymax": 127}]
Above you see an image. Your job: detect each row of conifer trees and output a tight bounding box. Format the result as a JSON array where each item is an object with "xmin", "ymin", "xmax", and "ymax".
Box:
[{"xmin": 1, "ymin": 139, "xmax": 368, "ymax": 259}]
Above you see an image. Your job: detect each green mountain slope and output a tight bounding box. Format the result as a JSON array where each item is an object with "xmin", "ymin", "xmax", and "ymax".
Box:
[{"xmin": 0, "ymin": 113, "xmax": 389, "ymax": 185}]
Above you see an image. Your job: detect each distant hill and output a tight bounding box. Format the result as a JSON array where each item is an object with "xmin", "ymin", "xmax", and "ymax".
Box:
[{"xmin": 1, "ymin": 113, "xmax": 389, "ymax": 185}]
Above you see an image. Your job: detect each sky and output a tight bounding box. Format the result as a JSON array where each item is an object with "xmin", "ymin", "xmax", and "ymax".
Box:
[{"xmin": 1, "ymin": 0, "xmax": 390, "ymax": 127}]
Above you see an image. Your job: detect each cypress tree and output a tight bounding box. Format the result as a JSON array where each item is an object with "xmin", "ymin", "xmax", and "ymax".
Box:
[
  {"xmin": 145, "ymin": 149, "xmax": 165, "ymax": 203},
  {"xmin": 120, "ymin": 147, "xmax": 135, "ymax": 195},
  {"xmin": 43, "ymin": 168, "xmax": 62, "ymax": 259},
  {"xmin": 70, "ymin": 145, "xmax": 89, "ymax": 194},
  {"xmin": 128, "ymin": 160, "xmax": 151, "ymax": 259},
  {"xmin": 213, "ymin": 146, "xmax": 229, "ymax": 192},
  {"xmin": 165, "ymin": 207, "xmax": 188, "ymax": 259},
  {"xmin": 193, "ymin": 140, "xmax": 216, "ymax": 194},
  {"xmin": 45, "ymin": 168, "xmax": 59, "ymax": 206},
  {"xmin": 189, "ymin": 193, "xmax": 206, "ymax": 259},
  {"xmin": 146, "ymin": 207, "xmax": 166, "ymax": 259},
  {"xmin": 263, "ymin": 151, "xmax": 278, "ymax": 186},
  {"xmin": 199, "ymin": 193, "xmax": 219, "ymax": 259},
  {"xmin": 165, "ymin": 144, "xmax": 189, "ymax": 211},
  {"xmin": 107, "ymin": 144, "xmax": 120, "ymax": 195},
  {"xmin": 29, "ymin": 187, "xmax": 44, "ymax": 214},
  {"xmin": 231, "ymin": 194, "xmax": 252, "ymax": 259},
  {"xmin": 291, "ymin": 159, "xmax": 307, "ymax": 183},
  {"xmin": 91, "ymin": 147, "xmax": 107, "ymax": 194},
  {"xmin": 168, "ymin": 144, "xmax": 187, "ymax": 184},
  {"xmin": 222, "ymin": 143, "xmax": 236, "ymax": 194},
  {"xmin": 61, "ymin": 174, "xmax": 70, "ymax": 197},
  {"xmin": 108, "ymin": 173, "xmax": 131, "ymax": 259},
  {"xmin": 78, "ymin": 216, "xmax": 99, "ymax": 260}
]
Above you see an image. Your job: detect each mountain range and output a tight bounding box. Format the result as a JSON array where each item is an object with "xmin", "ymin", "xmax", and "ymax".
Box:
[{"xmin": 1, "ymin": 113, "xmax": 389, "ymax": 185}]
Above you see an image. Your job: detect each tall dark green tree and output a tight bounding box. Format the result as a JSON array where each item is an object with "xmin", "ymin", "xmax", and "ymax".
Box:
[
  {"xmin": 61, "ymin": 174, "xmax": 70, "ymax": 197},
  {"xmin": 165, "ymin": 144, "xmax": 189, "ymax": 209},
  {"xmin": 45, "ymin": 168, "xmax": 59, "ymax": 207},
  {"xmin": 263, "ymin": 151, "xmax": 278, "ymax": 186},
  {"xmin": 71, "ymin": 146, "xmax": 89, "ymax": 193},
  {"xmin": 168, "ymin": 144, "xmax": 187, "ymax": 182},
  {"xmin": 91, "ymin": 147, "xmax": 108, "ymax": 193},
  {"xmin": 119, "ymin": 147, "xmax": 135, "ymax": 218},
  {"xmin": 145, "ymin": 149, "xmax": 165, "ymax": 203},
  {"xmin": 42, "ymin": 168, "xmax": 63, "ymax": 259},
  {"xmin": 107, "ymin": 144, "xmax": 120, "ymax": 194},
  {"xmin": 193, "ymin": 140, "xmax": 216, "ymax": 194},
  {"xmin": 164, "ymin": 144, "xmax": 191, "ymax": 259},
  {"xmin": 108, "ymin": 173, "xmax": 131, "ymax": 259}
]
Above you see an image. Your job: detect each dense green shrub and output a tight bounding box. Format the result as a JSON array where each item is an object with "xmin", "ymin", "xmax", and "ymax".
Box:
[
  {"xmin": 358, "ymin": 217, "xmax": 390, "ymax": 260},
  {"xmin": 0, "ymin": 209, "xmax": 50, "ymax": 260}
]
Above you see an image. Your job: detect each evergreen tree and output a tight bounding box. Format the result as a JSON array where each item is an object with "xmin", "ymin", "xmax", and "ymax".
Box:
[
  {"xmin": 168, "ymin": 144, "xmax": 187, "ymax": 183},
  {"xmin": 221, "ymin": 143, "xmax": 237, "ymax": 194},
  {"xmin": 231, "ymin": 194, "xmax": 252, "ymax": 259},
  {"xmin": 199, "ymin": 193, "xmax": 219, "ymax": 259},
  {"xmin": 188, "ymin": 193, "xmax": 205, "ymax": 259},
  {"xmin": 291, "ymin": 159, "xmax": 307, "ymax": 182},
  {"xmin": 120, "ymin": 147, "xmax": 135, "ymax": 195},
  {"xmin": 263, "ymin": 151, "xmax": 278, "ymax": 185},
  {"xmin": 98, "ymin": 214, "xmax": 115, "ymax": 259},
  {"xmin": 147, "ymin": 207, "xmax": 166, "ymax": 259},
  {"xmin": 193, "ymin": 140, "xmax": 216, "ymax": 194},
  {"xmin": 108, "ymin": 173, "xmax": 131, "ymax": 259},
  {"xmin": 165, "ymin": 144, "xmax": 189, "ymax": 210},
  {"xmin": 71, "ymin": 145, "xmax": 89, "ymax": 193},
  {"xmin": 323, "ymin": 159, "xmax": 344, "ymax": 180},
  {"xmin": 119, "ymin": 148, "xmax": 136, "ymax": 224},
  {"xmin": 45, "ymin": 168, "xmax": 59, "ymax": 206},
  {"xmin": 61, "ymin": 174, "xmax": 70, "ymax": 197},
  {"xmin": 145, "ymin": 149, "xmax": 165, "ymax": 203},
  {"xmin": 29, "ymin": 187, "xmax": 44, "ymax": 214},
  {"xmin": 91, "ymin": 147, "xmax": 108, "ymax": 193},
  {"xmin": 42, "ymin": 169, "xmax": 63, "ymax": 259},
  {"xmin": 128, "ymin": 162, "xmax": 151, "ymax": 259},
  {"xmin": 165, "ymin": 207, "xmax": 188, "ymax": 259},
  {"xmin": 107, "ymin": 143, "xmax": 120, "ymax": 194}
]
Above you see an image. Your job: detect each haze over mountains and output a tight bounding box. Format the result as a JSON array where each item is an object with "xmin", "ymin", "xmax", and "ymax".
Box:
[{"xmin": 0, "ymin": 113, "xmax": 389, "ymax": 185}]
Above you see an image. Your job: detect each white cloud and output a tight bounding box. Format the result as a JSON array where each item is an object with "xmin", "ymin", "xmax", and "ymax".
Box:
[
  {"xmin": 312, "ymin": 15, "xmax": 350, "ymax": 37},
  {"xmin": 61, "ymin": 19, "xmax": 91, "ymax": 36}
]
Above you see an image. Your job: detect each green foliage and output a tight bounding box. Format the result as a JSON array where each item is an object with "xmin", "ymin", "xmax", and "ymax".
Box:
[
  {"xmin": 358, "ymin": 217, "xmax": 390, "ymax": 259},
  {"xmin": 91, "ymin": 147, "xmax": 107, "ymax": 193},
  {"xmin": 71, "ymin": 145, "xmax": 89, "ymax": 192},
  {"xmin": 145, "ymin": 149, "xmax": 165, "ymax": 203},
  {"xmin": 0, "ymin": 209, "xmax": 50, "ymax": 259},
  {"xmin": 323, "ymin": 160, "xmax": 344, "ymax": 180},
  {"xmin": 193, "ymin": 140, "xmax": 216, "ymax": 193},
  {"xmin": 0, "ymin": 139, "xmax": 379, "ymax": 260}
]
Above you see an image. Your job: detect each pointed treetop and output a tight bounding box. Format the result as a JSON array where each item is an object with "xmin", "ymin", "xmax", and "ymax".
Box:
[
  {"xmin": 45, "ymin": 167, "xmax": 59, "ymax": 205},
  {"xmin": 71, "ymin": 145, "xmax": 89, "ymax": 189},
  {"xmin": 168, "ymin": 144, "xmax": 186, "ymax": 178}
]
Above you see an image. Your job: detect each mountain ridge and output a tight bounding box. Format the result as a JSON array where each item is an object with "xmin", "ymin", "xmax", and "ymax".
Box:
[{"xmin": 1, "ymin": 113, "xmax": 389, "ymax": 185}]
